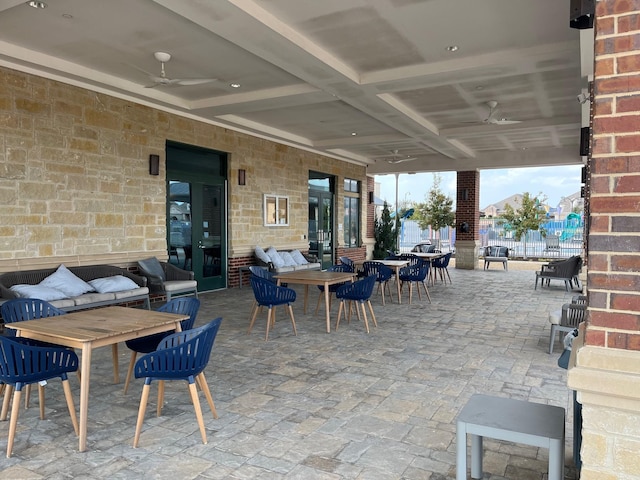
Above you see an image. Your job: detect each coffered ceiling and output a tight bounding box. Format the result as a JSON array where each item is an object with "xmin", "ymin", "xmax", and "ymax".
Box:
[{"xmin": 0, "ymin": 0, "xmax": 592, "ymax": 175}]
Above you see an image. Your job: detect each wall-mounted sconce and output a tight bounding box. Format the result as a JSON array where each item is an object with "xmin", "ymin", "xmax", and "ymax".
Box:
[
  {"xmin": 238, "ymin": 169, "xmax": 246, "ymax": 185},
  {"xmin": 462, "ymin": 188, "xmax": 469, "ymax": 201},
  {"xmin": 149, "ymin": 154, "xmax": 160, "ymax": 176},
  {"xmin": 368, "ymin": 191, "xmax": 374, "ymax": 204},
  {"xmin": 459, "ymin": 221, "xmax": 470, "ymax": 233}
]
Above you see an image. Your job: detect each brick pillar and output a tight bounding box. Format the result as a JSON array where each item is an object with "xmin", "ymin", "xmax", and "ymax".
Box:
[
  {"xmin": 454, "ymin": 171, "xmax": 480, "ymax": 269},
  {"xmin": 568, "ymin": 2, "xmax": 640, "ymax": 479}
]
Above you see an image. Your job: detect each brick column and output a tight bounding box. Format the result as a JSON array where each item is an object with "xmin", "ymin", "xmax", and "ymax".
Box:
[
  {"xmin": 568, "ymin": 2, "xmax": 640, "ymax": 478},
  {"xmin": 454, "ymin": 171, "xmax": 480, "ymax": 269}
]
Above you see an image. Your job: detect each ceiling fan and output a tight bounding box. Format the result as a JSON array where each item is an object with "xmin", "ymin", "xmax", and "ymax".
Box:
[
  {"xmin": 136, "ymin": 52, "xmax": 218, "ymax": 88},
  {"xmin": 473, "ymin": 100, "xmax": 522, "ymax": 125},
  {"xmin": 379, "ymin": 150, "xmax": 417, "ymax": 164}
]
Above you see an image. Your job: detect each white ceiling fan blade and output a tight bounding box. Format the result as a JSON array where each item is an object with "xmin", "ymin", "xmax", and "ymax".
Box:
[
  {"xmin": 387, "ymin": 157, "xmax": 416, "ymax": 164},
  {"xmin": 490, "ymin": 118, "xmax": 522, "ymax": 125},
  {"xmin": 175, "ymin": 78, "xmax": 218, "ymax": 86}
]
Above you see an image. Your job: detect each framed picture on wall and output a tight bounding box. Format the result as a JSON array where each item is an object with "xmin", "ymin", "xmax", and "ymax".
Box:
[{"xmin": 264, "ymin": 194, "xmax": 289, "ymax": 226}]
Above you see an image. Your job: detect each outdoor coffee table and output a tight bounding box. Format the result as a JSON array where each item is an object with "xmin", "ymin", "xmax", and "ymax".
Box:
[
  {"xmin": 274, "ymin": 270, "xmax": 355, "ymax": 333},
  {"xmin": 456, "ymin": 394, "xmax": 565, "ymax": 480},
  {"xmin": 6, "ymin": 306, "xmax": 188, "ymax": 452}
]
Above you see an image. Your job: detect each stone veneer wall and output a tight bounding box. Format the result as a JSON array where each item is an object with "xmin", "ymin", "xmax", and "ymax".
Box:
[
  {"xmin": 0, "ymin": 66, "xmax": 368, "ymax": 279},
  {"xmin": 568, "ymin": 2, "xmax": 640, "ymax": 479}
]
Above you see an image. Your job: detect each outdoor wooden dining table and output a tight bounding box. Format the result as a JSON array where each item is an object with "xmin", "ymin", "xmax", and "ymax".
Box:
[
  {"xmin": 274, "ymin": 270, "xmax": 356, "ymax": 333},
  {"xmin": 413, "ymin": 252, "xmax": 445, "ymax": 285},
  {"xmin": 5, "ymin": 305, "xmax": 188, "ymax": 452},
  {"xmin": 354, "ymin": 259, "xmax": 409, "ymax": 304}
]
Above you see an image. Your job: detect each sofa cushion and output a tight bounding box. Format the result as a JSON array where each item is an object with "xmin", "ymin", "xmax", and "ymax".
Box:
[
  {"xmin": 290, "ymin": 249, "xmax": 308, "ymax": 265},
  {"xmin": 266, "ymin": 247, "xmax": 285, "ymax": 269},
  {"xmin": 10, "ymin": 284, "xmax": 68, "ymax": 301},
  {"xmin": 72, "ymin": 292, "xmax": 116, "ymax": 306},
  {"xmin": 89, "ymin": 275, "xmax": 139, "ymax": 294},
  {"xmin": 114, "ymin": 287, "xmax": 150, "ymax": 299},
  {"xmin": 254, "ymin": 246, "xmax": 271, "ymax": 264},
  {"xmin": 138, "ymin": 257, "xmax": 166, "ymax": 281},
  {"xmin": 280, "ymin": 251, "xmax": 297, "ymax": 267},
  {"xmin": 40, "ymin": 264, "xmax": 94, "ymax": 297}
]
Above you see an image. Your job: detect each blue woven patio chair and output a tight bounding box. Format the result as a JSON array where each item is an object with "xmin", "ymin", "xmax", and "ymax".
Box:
[
  {"xmin": 335, "ymin": 274, "xmax": 377, "ymax": 333},
  {"xmin": 398, "ymin": 253, "xmax": 423, "ymax": 268},
  {"xmin": 362, "ymin": 261, "xmax": 394, "ymax": 305},
  {"xmin": 315, "ymin": 264, "xmax": 353, "ymax": 315},
  {"xmin": 432, "ymin": 252, "xmax": 452, "ymax": 284},
  {"xmin": 248, "ymin": 276, "xmax": 297, "ymax": 341},
  {"xmin": 0, "ymin": 336, "xmax": 79, "ymax": 457},
  {"xmin": 132, "ymin": 317, "xmax": 222, "ymax": 447},
  {"xmin": 1, "ymin": 298, "xmax": 71, "ymax": 409},
  {"xmin": 123, "ymin": 297, "xmax": 201, "ymax": 394},
  {"xmin": 338, "ymin": 256, "xmax": 355, "ymax": 272},
  {"xmin": 399, "ymin": 263, "xmax": 431, "ymax": 304}
]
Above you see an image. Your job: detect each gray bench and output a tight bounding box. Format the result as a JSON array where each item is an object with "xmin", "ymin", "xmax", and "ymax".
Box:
[{"xmin": 456, "ymin": 394, "xmax": 565, "ymax": 480}]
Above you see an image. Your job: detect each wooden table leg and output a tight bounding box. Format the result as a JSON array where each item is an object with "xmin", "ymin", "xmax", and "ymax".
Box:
[
  {"xmin": 112, "ymin": 344, "xmax": 119, "ymax": 384},
  {"xmin": 323, "ymin": 282, "xmax": 331, "ymax": 333},
  {"xmin": 303, "ymin": 285, "xmax": 309, "ymax": 313},
  {"xmin": 79, "ymin": 343, "xmax": 92, "ymax": 452},
  {"xmin": 395, "ymin": 268, "xmax": 402, "ymax": 304}
]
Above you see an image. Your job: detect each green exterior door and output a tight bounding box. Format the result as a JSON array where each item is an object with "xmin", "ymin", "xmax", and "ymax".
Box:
[{"xmin": 167, "ymin": 143, "xmax": 227, "ymax": 291}]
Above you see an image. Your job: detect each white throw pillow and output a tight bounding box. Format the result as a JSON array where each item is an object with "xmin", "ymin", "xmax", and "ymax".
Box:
[
  {"xmin": 254, "ymin": 246, "xmax": 271, "ymax": 264},
  {"xmin": 280, "ymin": 251, "xmax": 297, "ymax": 267},
  {"xmin": 10, "ymin": 284, "xmax": 68, "ymax": 301},
  {"xmin": 89, "ymin": 275, "xmax": 139, "ymax": 294},
  {"xmin": 266, "ymin": 247, "xmax": 285, "ymax": 269},
  {"xmin": 39, "ymin": 264, "xmax": 94, "ymax": 297},
  {"xmin": 290, "ymin": 249, "xmax": 308, "ymax": 265}
]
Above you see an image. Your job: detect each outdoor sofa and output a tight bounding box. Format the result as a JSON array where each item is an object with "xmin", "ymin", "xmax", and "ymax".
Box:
[
  {"xmin": 483, "ymin": 245, "xmax": 509, "ymax": 270},
  {"xmin": 0, "ymin": 264, "xmax": 150, "ymax": 313},
  {"xmin": 254, "ymin": 246, "xmax": 321, "ymax": 273}
]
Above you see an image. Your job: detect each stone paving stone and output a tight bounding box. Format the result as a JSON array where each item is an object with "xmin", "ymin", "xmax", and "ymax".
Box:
[{"xmin": 0, "ymin": 266, "xmax": 580, "ymax": 479}]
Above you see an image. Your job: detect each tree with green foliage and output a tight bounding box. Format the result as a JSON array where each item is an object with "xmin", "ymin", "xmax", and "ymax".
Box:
[
  {"xmin": 374, "ymin": 202, "xmax": 396, "ymax": 258},
  {"xmin": 414, "ymin": 174, "xmax": 455, "ymax": 247},
  {"xmin": 500, "ymin": 192, "xmax": 548, "ymax": 258}
]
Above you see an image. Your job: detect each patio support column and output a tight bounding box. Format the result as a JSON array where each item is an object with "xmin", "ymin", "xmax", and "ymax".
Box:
[
  {"xmin": 568, "ymin": 2, "xmax": 640, "ymax": 479},
  {"xmin": 455, "ymin": 170, "xmax": 479, "ymax": 270}
]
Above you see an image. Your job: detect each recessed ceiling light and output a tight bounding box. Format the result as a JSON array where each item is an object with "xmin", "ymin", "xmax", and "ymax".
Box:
[
  {"xmin": 446, "ymin": 45, "xmax": 459, "ymax": 52},
  {"xmin": 351, "ymin": 132, "xmax": 357, "ymax": 136},
  {"xmin": 230, "ymin": 83, "xmax": 241, "ymax": 88},
  {"xmin": 475, "ymin": 85, "xmax": 484, "ymax": 91},
  {"xmin": 27, "ymin": 1, "xmax": 47, "ymax": 8},
  {"xmin": 62, "ymin": 13, "xmax": 73, "ymax": 19}
]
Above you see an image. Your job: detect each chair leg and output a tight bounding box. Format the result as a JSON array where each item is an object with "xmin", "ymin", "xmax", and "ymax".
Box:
[
  {"xmin": 61, "ymin": 378, "xmax": 79, "ymax": 436},
  {"xmin": 408, "ymin": 282, "xmax": 413, "ymax": 304},
  {"xmin": 6, "ymin": 389, "xmax": 22, "ymax": 458},
  {"xmin": 360, "ymin": 302, "xmax": 370, "ymax": 333},
  {"xmin": 157, "ymin": 380, "xmax": 165, "ymax": 417},
  {"xmin": 444, "ymin": 268, "xmax": 452, "ymax": 284},
  {"xmin": 335, "ymin": 300, "xmax": 344, "ymax": 331},
  {"xmin": 196, "ymin": 373, "xmax": 218, "ymax": 419},
  {"xmin": 315, "ymin": 291, "xmax": 323, "ymax": 315},
  {"xmin": 38, "ymin": 384, "xmax": 45, "ymax": 420},
  {"xmin": 187, "ymin": 381, "xmax": 208, "ymax": 444},
  {"xmin": 1, "ymin": 384, "xmax": 13, "ymax": 420},
  {"xmin": 421, "ymin": 281, "xmax": 432, "ymax": 303},
  {"xmin": 380, "ymin": 282, "xmax": 386, "ymax": 306},
  {"xmin": 247, "ymin": 303, "xmax": 260, "ymax": 335},
  {"xmin": 24, "ymin": 384, "xmax": 30, "ymax": 409},
  {"xmin": 123, "ymin": 352, "xmax": 138, "ymax": 395},
  {"xmin": 287, "ymin": 305, "xmax": 297, "ymax": 336},
  {"xmin": 366, "ymin": 300, "xmax": 377, "ymax": 328},
  {"xmin": 133, "ymin": 383, "xmax": 151, "ymax": 447},
  {"xmin": 265, "ymin": 308, "xmax": 273, "ymax": 341}
]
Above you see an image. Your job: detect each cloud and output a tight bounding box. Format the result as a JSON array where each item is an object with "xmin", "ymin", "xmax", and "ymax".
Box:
[{"xmin": 375, "ymin": 165, "xmax": 583, "ymax": 210}]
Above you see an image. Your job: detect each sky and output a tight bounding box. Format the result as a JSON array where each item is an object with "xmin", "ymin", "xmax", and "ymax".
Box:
[{"xmin": 375, "ymin": 165, "xmax": 584, "ymax": 210}]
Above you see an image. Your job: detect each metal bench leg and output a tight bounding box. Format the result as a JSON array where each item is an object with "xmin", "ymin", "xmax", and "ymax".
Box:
[{"xmin": 470, "ymin": 434, "xmax": 483, "ymax": 479}]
